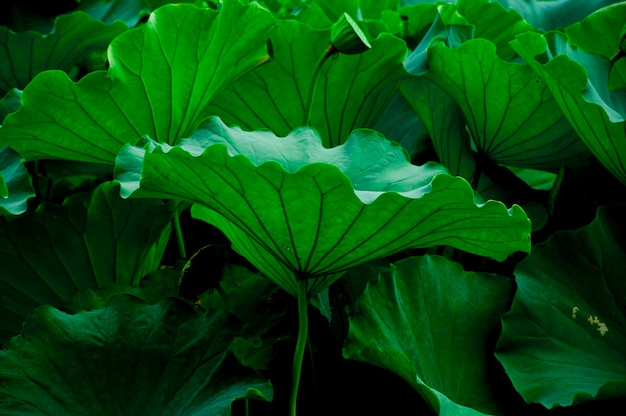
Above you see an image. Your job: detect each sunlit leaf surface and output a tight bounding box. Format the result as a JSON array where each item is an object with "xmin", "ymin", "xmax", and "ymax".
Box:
[
  {"xmin": 115, "ymin": 117, "xmax": 531, "ymax": 295},
  {"xmin": 0, "ymin": 2, "xmax": 276, "ymax": 163}
]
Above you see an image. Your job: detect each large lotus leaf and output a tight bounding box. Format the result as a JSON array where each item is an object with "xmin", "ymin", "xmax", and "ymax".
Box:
[
  {"xmin": 344, "ymin": 255, "xmax": 515, "ymax": 416},
  {"xmin": 510, "ymin": 6, "xmax": 626, "ymax": 184},
  {"xmin": 0, "ymin": 182, "xmax": 175, "ymax": 342},
  {"xmin": 209, "ymin": 19, "xmax": 409, "ymax": 148},
  {"xmin": 456, "ymin": 0, "xmax": 533, "ymax": 60},
  {"xmin": 0, "ymin": 1, "xmax": 276, "ymax": 164},
  {"xmin": 425, "ymin": 38, "xmax": 588, "ymax": 170},
  {"xmin": 0, "ymin": 11, "xmax": 127, "ymax": 95},
  {"xmin": 0, "ymin": 145, "xmax": 34, "ymax": 216},
  {"xmin": 401, "ymin": 9, "xmax": 500, "ymax": 196},
  {"xmin": 115, "ymin": 117, "xmax": 531, "ymax": 296},
  {"xmin": 496, "ymin": 204, "xmax": 626, "ymax": 408},
  {"xmin": 0, "ymin": 295, "xmax": 273, "ymax": 415},
  {"xmin": 494, "ymin": 0, "xmax": 622, "ymax": 31}
]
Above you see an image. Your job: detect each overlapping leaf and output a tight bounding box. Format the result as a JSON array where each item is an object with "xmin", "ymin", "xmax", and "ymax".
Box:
[
  {"xmin": 457, "ymin": 0, "xmax": 533, "ymax": 60},
  {"xmin": 209, "ymin": 19, "xmax": 409, "ymax": 148},
  {"xmin": 511, "ymin": 3, "xmax": 626, "ymax": 184},
  {"xmin": 0, "ymin": 1, "xmax": 276, "ymax": 163},
  {"xmin": 0, "ymin": 145, "xmax": 34, "ymax": 216},
  {"xmin": 0, "ymin": 295, "xmax": 273, "ymax": 415},
  {"xmin": 0, "ymin": 89, "xmax": 21, "ymax": 122},
  {"xmin": 425, "ymin": 38, "xmax": 588, "ymax": 170},
  {"xmin": 0, "ymin": 182, "xmax": 175, "ymax": 342},
  {"xmin": 0, "ymin": 11, "xmax": 127, "ymax": 95},
  {"xmin": 115, "ymin": 117, "xmax": 531, "ymax": 296},
  {"xmin": 79, "ymin": 0, "xmax": 148, "ymax": 27},
  {"xmin": 344, "ymin": 255, "xmax": 515, "ymax": 416},
  {"xmin": 494, "ymin": 0, "xmax": 622, "ymax": 31},
  {"xmin": 496, "ymin": 205, "xmax": 626, "ymax": 408}
]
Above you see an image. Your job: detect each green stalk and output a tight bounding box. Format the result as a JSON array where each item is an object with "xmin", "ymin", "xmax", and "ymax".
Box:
[
  {"xmin": 289, "ymin": 278, "xmax": 309, "ymax": 416},
  {"xmin": 302, "ymin": 45, "xmax": 336, "ymax": 126},
  {"xmin": 172, "ymin": 207, "xmax": 187, "ymax": 260}
]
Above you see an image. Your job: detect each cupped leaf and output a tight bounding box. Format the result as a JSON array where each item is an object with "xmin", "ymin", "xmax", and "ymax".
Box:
[
  {"xmin": 425, "ymin": 38, "xmax": 588, "ymax": 170},
  {"xmin": 0, "ymin": 145, "xmax": 34, "ymax": 216},
  {"xmin": 209, "ymin": 19, "xmax": 409, "ymax": 148},
  {"xmin": 0, "ymin": 11, "xmax": 127, "ymax": 95},
  {"xmin": 344, "ymin": 255, "xmax": 516, "ymax": 416},
  {"xmin": 511, "ymin": 5, "xmax": 626, "ymax": 184},
  {"xmin": 0, "ymin": 1, "xmax": 276, "ymax": 163},
  {"xmin": 496, "ymin": 204, "xmax": 626, "ymax": 408},
  {"xmin": 115, "ymin": 117, "xmax": 531, "ymax": 296},
  {"xmin": 0, "ymin": 182, "xmax": 175, "ymax": 342},
  {"xmin": 0, "ymin": 295, "xmax": 273, "ymax": 415}
]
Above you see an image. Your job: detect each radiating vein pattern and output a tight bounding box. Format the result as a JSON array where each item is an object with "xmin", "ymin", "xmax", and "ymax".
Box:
[
  {"xmin": 116, "ymin": 119, "xmax": 531, "ymax": 295},
  {"xmin": 426, "ymin": 39, "xmax": 588, "ymax": 170},
  {"xmin": 511, "ymin": 30, "xmax": 626, "ymax": 185},
  {"xmin": 0, "ymin": 12, "xmax": 127, "ymax": 95},
  {"xmin": 0, "ymin": 3, "xmax": 275, "ymax": 164},
  {"xmin": 0, "ymin": 183, "xmax": 174, "ymax": 342},
  {"xmin": 209, "ymin": 20, "xmax": 409, "ymax": 148}
]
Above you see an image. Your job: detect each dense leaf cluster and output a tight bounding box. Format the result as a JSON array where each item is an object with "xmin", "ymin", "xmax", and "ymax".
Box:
[{"xmin": 0, "ymin": 0, "xmax": 625, "ymax": 415}]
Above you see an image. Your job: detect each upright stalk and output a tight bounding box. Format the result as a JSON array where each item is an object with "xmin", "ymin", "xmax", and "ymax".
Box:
[
  {"xmin": 289, "ymin": 278, "xmax": 309, "ymax": 416},
  {"xmin": 172, "ymin": 206, "xmax": 187, "ymax": 260},
  {"xmin": 302, "ymin": 45, "xmax": 336, "ymax": 126}
]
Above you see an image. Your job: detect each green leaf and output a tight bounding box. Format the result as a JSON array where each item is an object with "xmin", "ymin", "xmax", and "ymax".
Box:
[
  {"xmin": 0, "ymin": 11, "xmax": 127, "ymax": 95},
  {"xmin": 200, "ymin": 264, "xmax": 287, "ymax": 371},
  {"xmin": 0, "ymin": 182, "xmax": 175, "ymax": 342},
  {"xmin": 402, "ymin": 11, "xmax": 515, "ymax": 196},
  {"xmin": 0, "ymin": 1, "xmax": 276, "ymax": 163},
  {"xmin": 496, "ymin": 205, "xmax": 626, "ymax": 408},
  {"xmin": 373, "ymin": 89, "xmax": 429, "ymax": 158},
  {"xmin": 425, "ymin": 38, "xmax": 588, "ymax": 170},
  {"xmin": 494, "ymin": 0, "xmax": 623, "ymax": 31},
  {"xmin": 115, "ymin": 117, "xmax": 531, "ymax": 296},
  {"xmin": 0, "ymin": 145, "xmax": 34, "ymax": 216},
  {"xmin": 344, "ymin": 255, "xmax": 515, "ymax": 416},
  {"xmin": 0, "ymin": 295, "xmax": 273, "ymax": 415},
  {"xmin": 457, "ymin": 0, "xmax": 534, "ymax": 60},
  {"xmin": 78, "ymin": 0, "xmax": 149, "ymax": 27},
  {"xmin": 209, "ymin": 19, "xmax": 409, "ymax": 147},
  {"xmin": 511, "ymin": 7, "xmax": 626, "ymax": 184},
  {"xmin": 0, "ymin": 89, "xmax": 21, "ymax": 123}
]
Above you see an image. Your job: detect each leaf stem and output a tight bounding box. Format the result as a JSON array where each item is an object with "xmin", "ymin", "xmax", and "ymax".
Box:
[
  {"xmin": 173, "ymin": 206, "xmax": 187, "ymax": 260},
  {"xmin": 289, "ymin": 278, "xmax": 309, "ymax": 416},
  {"xmin": 302, "ymin": 45, "xmax": 336, "ymax": 126}
]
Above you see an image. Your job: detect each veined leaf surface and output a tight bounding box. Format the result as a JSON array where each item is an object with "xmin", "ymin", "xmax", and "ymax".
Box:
[
  {"xmin": 115, "ymin": 117, "xmax": 531, "ymax": 296},
  {"xmin": 0, "ymin": 182, "xmax": 175, "ymax": 342},
  {"xmin": 344, "ymin": 255, "xmax": 515, "ymax": 416},
  {"xmin": 209, "ymin": 19, "xmax": 409, "ymax": 148},
  {"xmin": 511, "ymin": 3, "xmax": 626, "ymax": 184},
  {"xmin": 0, "ymin": 1, "xmax": 276, "ymax": 163},
  {"xmin": 497, "ymin": 205, "xmax": 626, "ymax": 408}
]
